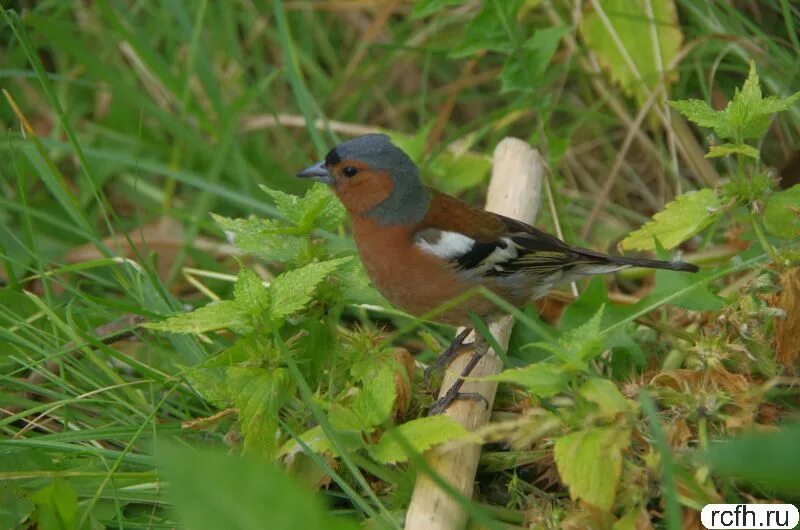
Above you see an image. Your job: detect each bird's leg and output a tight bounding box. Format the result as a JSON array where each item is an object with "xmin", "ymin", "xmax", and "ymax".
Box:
[
  {"xmin": 428, "ymin": 334, "xmax": 490, "ymax": 415},
  {"xmin": 423, "ymin": 327, "xmax": 474, "ymax": 385}
]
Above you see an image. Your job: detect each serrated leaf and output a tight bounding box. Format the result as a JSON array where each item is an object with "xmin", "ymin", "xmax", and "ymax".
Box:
[
  {"xmin": 369, "ymin": 416, "xmax": 482, "ymax": 464},
  {"xmin": 234, "ymin": 268, "xmax": 270, "ymax": 312},
  {"xmin": 579, "ymin": 378, "xmax": 635, "ymax": 417},
  {"xmin": 668, "ymin": 99, "xmax": 722, "ymax": 130},
  {"xmin": 329, "ymin": 363, "xmax": 396, "ymax": 432},
  {"xmin": 269, "ymin": 257, "xmax": 351, "ymax": 319},
  {"xmin": 260, "ymin": 183, "xmax": 345, "ymax": 233},
  {"xmin": 450, "ymin": 0, "xmax": 524, "ymax": 58},
  {"xmin": 671, "ymin": 61, "xmax": 800, "ymax": 144},
  {"xmin": 706, "ymin": 143, "xmax": 759, "ymax": 159},
  {"xmin": 621, "ymin": 189, "xmax": 721, "ymax": 251},
  {"xmin": 482, "ymin": 362, "xmax": 569, "ymax": 397},
  {"xmin": 579, "ymin": 0, "xmax": 683, "ymax": 104},
  {"xmin": 213, "ymin": 214, "xmax": 306, "ymax": 263},
  {"xmin": 144, "ymin": 300, "xmax": 251, "ymax": 334},
  {"xmin": 554, "ymin": 425, "xmax": 632, "ymax": 511},
  {"xmin": 764, "ymin": 184, "xmax": 800, "ymax": 239},
  {"xmin": 500, "ymin": 26, "xmax": 569, "ymax": 94},
  {"xmin": 229, "ymin": 367, "xmax": 294, "ymax": 460},
  {"xmin": 561, "ymin": 305, "xmax": 605, "ymax": 362}
]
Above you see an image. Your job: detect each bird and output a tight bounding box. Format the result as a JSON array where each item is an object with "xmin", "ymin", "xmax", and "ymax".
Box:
[{"xmin": 296, "ymin": 134, "xmax": 698, "ymax": 413}]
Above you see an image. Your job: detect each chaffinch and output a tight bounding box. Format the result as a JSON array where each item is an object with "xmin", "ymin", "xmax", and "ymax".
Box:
[{"xmin": 297, "ymin": 134, "xmax": 697, "ymax": 413}]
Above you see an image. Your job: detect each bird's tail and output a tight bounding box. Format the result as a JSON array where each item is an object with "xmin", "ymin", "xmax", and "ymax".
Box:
[
  {"xmin": 571, "ymin": 248, "xmax": 699, "ymax": 274},
  {"xmin": 604, "ymin": 255, "xmax": 699, "ymax": 272}
]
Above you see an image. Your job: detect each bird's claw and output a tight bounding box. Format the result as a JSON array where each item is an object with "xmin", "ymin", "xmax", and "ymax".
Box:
[
  {"xmin": 423, "ymin": 328, "xmax": 474, "ymax": 387},
  {"xmin": 428, "ymin": 391, "xmax": 489, "ymax": 415}
]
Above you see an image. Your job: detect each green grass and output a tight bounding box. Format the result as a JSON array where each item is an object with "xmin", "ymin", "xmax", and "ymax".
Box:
[{"xmin": 1, "ymin": 1, "xmax": 799, "ymax": 529}]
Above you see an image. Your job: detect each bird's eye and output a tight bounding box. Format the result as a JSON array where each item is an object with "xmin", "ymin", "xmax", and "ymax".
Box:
[{"xmin": 342, "ymin": 166, "xmax": 358, "ymax": 177}]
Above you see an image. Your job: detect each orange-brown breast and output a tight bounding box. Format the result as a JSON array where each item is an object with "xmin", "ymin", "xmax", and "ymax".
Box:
[{"xmin": 350, "ymin": 215, "xmax": 496, "ymax": 325}]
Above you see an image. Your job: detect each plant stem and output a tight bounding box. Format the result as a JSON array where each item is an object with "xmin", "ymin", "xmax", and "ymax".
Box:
[{"xmin": 750, "ymin": 213, "xmax": 777, "ymax": 263}]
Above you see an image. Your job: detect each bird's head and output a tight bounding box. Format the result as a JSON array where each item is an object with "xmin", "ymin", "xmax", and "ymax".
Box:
[{"xmin": 296, "ymin": 134, "xmax": 429, "ymax": 226}]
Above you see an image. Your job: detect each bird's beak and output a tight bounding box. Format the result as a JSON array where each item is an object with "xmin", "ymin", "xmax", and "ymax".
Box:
[{"xmin": 295, "ymin": 160, "xmax": 333, "ymax": 185}]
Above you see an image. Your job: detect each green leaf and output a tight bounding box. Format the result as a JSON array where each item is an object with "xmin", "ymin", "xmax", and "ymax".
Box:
[
  {"xmin": 764, "ymin": 184, "xmax": 800, "ymax": 239},
  {"xmin": 329, "ymin": 363, "xmax": 396, "ymax": 432},
  {"xmin": 579, "ymin": 0, "xmax": 683, "ymax": 104},
  {"xmin": 260, "ymin": 183, "xmax": 345, "ymax": 233},
  {"xmin": 269, "ymin": 257, "xmax": 351, "ymax": 320},
  {"xmin": 704, "ymin": 423, "xmax": 800, "ymax": 496},
  {"xmin": 500, "ymin": 26, "xmax": 569, "ymax": 94},
  {"xmin": 229, "ymin": 367, "xmax": 295, "ymax": 460},
  {"xmin": 159, "ymin": 445, "xmax": 359, "ymax": 530},
  {"xmin": 234, "ymin": 268, "xmax": 270, "ymax": 313},
  {"xmin": 146, "ymin": 267, "xmax": 269, "ymax": 335},
  {"xmin": 561, "ymin": 305, "xmax": 606, "ymax": 363},
  {"xmin": 671, "ymin": 61, "xmax": 800, "ymax": 144},
  {"xmin": 620, "ymin": 188, "xmax": 721, "ymax": 251},
  {"xmin": 369, "ymin": 416, "xmax": 482, "ymax": 464},
  {"xmin": 482, "ymin": 362, "xmax": 569, "ymax": 397},
  {"xmin": 579, "ymin": 378, "xmax": 635, "ymax": 417},
  {"xmin": 213, "ymin": 214, "xmax": 306, "ymax": 263},
  {"xmin": 644, "ymin": 265, "xmax": 725, "ymax": 312},
  {"xmin": 30, "ymin": 479, "xmax": 77, "ymax": 530},
  {"xmin": 451, "ymin": 0, "xmax": 524, "ymax": 58},
  {"xmin": 706, "ymin": 143, "xmax": 759, "ymax": 159},
  {"xmin": 144, "ymin": 300, "xmax": 251, "ymax": 334},
  {"xmin": 668, "ymin": 99, "xmax": 723, "ymax": 131},
  {"xmin": 554, "ymin": 425, "xmax": 632, "ymax": 511}
]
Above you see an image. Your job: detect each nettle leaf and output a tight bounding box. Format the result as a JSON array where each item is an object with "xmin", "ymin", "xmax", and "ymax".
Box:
[
  {"xmin": 707, "ymin": 143, "xmax": 759, "ymax": 159},
  {"xmin": 229, "ymin": 367, "xmax": 294, "ymax": 460},
  {"xmin": 500, "ymin": 26, "xmax": 569, "ymax": 94},
  {"xmin": 329, "ymin": 363, "xmax": 396, "ymax": 432},
  {"xmin": 671, "ymin": 61, "xmax": 800, "ymax": 144},
  {"xmin": 668, "ymin": 99, "xmax": 732, "ymax": 139},
  {"xmin": 643, "ymin": 264, "xmax": 725, "ymax": 312},
  {"xmin": 554, "ymin": 424, "xmax": 632, "ymax": 511},
  {"xmin": 579, "ymin": 0, "xmax": 683, "ymax": 104},
  {"xmin": 764, "ymin": 184, "xmax": 800, "ymax": 240},
  {"xmin": 213, "ymin": 214, "xmax": 306, "ymax": 263},
  {"xmin": 144, "ymin": 300, "xmax": 250, "ymax": 334},
  {"xmin": 146, "ymin": 268, "xmax": 269, "ymax": 335},
  {"xmin": 482, "ymin": 362, "xmax": 569, "ymax": 397},
  {"xmin": 269, "ymin": 257, "xmax": 351, "ymax": 320},
  {"xmin": 451, "ymin": 0, "xmax": 524, "ymax": 58},
  {"xmin": 260, "ymin": 183, "xmax": 345, "ymax": 233},
  {"xmin": 278, "ymin": 425, "xmax": 365, "ymax": 460},
  {"xmin": 561, "ymin": 305, "xmax": 606, "ymax": 363},
  {"xmin": 621, "ymin": 188, "xmax": 721, "ymax": 251},
  {"xmin": 234, "ymin": 268, "xmax": 270, "ymax": 313},
  {"xmin": 579, "ymin": 378, "xmax": 636, "ymax": 417},
  {"xmin": 728, "ymin": 62, "xmax": 800, "ymax": 141},
  {"xmin": 369, "ymin": 416, "xmax": 482, "ymax": 464}
]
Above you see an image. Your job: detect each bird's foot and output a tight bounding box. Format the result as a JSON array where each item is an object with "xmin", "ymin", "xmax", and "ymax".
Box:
[
  {"xmin": 423, "ymin": 327, "xmax": 474, "ymax": 385},
  {"xmin": 428, "ymin": 391, "xmax": 488, "ymax": 416}
]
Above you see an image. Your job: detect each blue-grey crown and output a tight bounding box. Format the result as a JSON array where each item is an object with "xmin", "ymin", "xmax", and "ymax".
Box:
[{"xmin": 328, "ymin": 134, "xmax": 429, "ymax": 226}]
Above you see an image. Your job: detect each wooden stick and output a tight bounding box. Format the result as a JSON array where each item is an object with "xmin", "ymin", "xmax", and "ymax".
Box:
[{"xmin": 404, "ymin": 138, "xmax": 544, "ymax": 530}]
